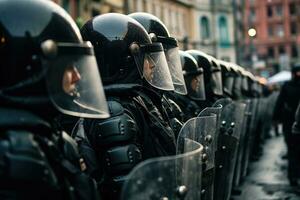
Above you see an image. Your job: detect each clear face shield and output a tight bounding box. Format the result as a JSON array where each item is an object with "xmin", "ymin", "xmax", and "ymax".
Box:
[
  {"xmin": 190, "ymin": 74, "xmax": 206, "ymax": 100},
  {"xmin": 41, "ymin": 40, "xmax": 109, "ymax": 119},
  {"xmin": 184, "ymin": 68, "xmax": 206, "ymax": 101},
  {"xmin": 165, "ymin": 43, "xmax": 187, "ymax": 95},
  {"xmin": 224, "ymin": 73, "xmax": 234, "ymax": 95},
  {"xmin": 211, "ymin": 68, "xmax": 223, "ymax": 96},
  {"xmin": 130, "ymin": 42, "xmax": 174, "ymax": 91},
  {"xmin": 241, "ymin": 76, "xmax": 249, "ymax": 93}
]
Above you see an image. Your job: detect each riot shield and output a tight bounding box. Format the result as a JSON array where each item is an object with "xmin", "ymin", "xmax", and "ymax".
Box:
[
  {"xmin": 177, "ymin": 115, "xmax": 217, "ymax": 200},
  {"xmin": 121, "ymin": 138, "xmax": 203, "ymax": 200},
  {"xmin": 197, "ymin": 104, "xmax": 223, "ymax": 148},
  {"xmin": 233, "ymin": 99, "xmax": 250, "ymax": 187},
  {"xmin": 213, "ymin": 101, "xmax": 246, "ymax": 200},
  {"xmin": 241, "ymin": 99, "xmax": 256, "ymax": 178}
]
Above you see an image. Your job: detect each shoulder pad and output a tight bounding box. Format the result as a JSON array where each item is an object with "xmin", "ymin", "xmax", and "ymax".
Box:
[
  {"xmin": 87, "ymin": 100, "xmax": 138, "ymax": 149},
  {"xmin": 107, "ymin": 99, "xmax": 125, "ymax": 117}
]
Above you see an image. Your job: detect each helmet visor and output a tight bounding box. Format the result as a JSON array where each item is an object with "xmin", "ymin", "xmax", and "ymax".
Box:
[
  {"xmin": 188, "ymin": 74, "xmax": 206, "ymax": 100},
  {"xmin": 242, "ymin": 76, "xmax": 249, "ymax": 92},
  {"xmin": 224, "ymin": 75, "xmax": 234, "ymax": 95},
  {"xmin": 211, "ymin": 70, "xmax": 223, "ymax": 95},
  {"xmin": 133, "ymin": 43, "xmax": 174, "ymax": 91},
  {"xmin": 44, "ymin": 41, "xmax": 109, "ymax": 119},
  {"xmin": 166, "ymin": 47, "xmax": 187, "ymax": 95}
]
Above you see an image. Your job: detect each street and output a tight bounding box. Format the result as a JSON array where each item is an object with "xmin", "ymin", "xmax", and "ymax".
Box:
[{"xmin": 233, "ymin": 135, "xmax": 300, "ymax": 200}]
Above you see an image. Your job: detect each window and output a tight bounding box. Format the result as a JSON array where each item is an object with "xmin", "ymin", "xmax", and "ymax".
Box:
[
  {"xmin": 267, "ymin": 6, "xmax": 273, "ymax": 17},
  {"xmin": 62, "ymin": 0, "xmax": 70, "ymax": 12},
  {"xmin": 289, "ymin": 3, "xmax": 296, "ymax": 16},
  {"xmin": 292, "ymin": 45, "xmax": 298, "ymax": 58},
  {"xmin": 200, "ymin": 16, "xmax": 210, "ymax": 40},
  {"xmin": 276, "ymin": 24, "xmax": 284, "ymax": 37},
  {"xmin": 268, "ymin": 47, "xmax": 275, "ymax": 58},
  {"xmin": 219, "ymin": 16, "xmax": 229, "ymax": 47},
  {"xmin": 275, "ymin": 5, "xmax": 283, "ymax": 16},
  {"xmin": 250, "ymin": 8, "xmax": 256, "ymax": 22},
  {"xmin": 268, "ymin": 27, "xmax": 273, "ymax": 37},
  {"xmin": 279, "ymin": 46, "xmax": 285, "ymax": 54},
  {"xmin": 290, "ymin": 22, "xmax": 297, "ymax": 35}
]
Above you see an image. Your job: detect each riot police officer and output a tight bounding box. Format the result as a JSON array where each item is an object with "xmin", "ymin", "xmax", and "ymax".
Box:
[
  {"xmin": 128, "ymin": 12, "xmax": 187, "ymax": 136},
  {"xmin": 173, "ymin": 50, "xmax": 206, "ymax": 121},
  {"xmin": 274, "ymin": 63, "xmax": 300, "ymax": 186},
  {"xmin": 187, "ymin": 50, "xmax": 223, "ymax": 106},
  {"xmin": 218, "ymin": 60, "xmax": 234, "ymax": 98},
  {"xmin": 0, "ymin": 0, "xmax": 109, "ymax": 199},
  {"xmin": 79, "ymin": 13, "xmax": 177, "ymax": 199}
]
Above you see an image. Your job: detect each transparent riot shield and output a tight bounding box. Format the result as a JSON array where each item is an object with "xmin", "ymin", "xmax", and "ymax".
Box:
[
  {"xmin": 177, "ymin": 115, "xmax": 217, "ymax": 200},
  {"xmin": 121, "ymin": 138, "xmax": 203, "ymax": 200},
  {"xmin": 241, "ymin": 99, "xmax": 255, "ymax": 178},
  {"xmin": 246, "ymin": 98, "xmax": 260, "ymax": 169},
  {"xmin": 213, "ymin": 101, "xmax": 246, "ymax": 200},
  {"xmin": 197, "ymin": 104, "xmax": 223, "ymax": 148},
  {"xmin": 233, "ymin": 99, "xmax": 251, "ymax": 187}
]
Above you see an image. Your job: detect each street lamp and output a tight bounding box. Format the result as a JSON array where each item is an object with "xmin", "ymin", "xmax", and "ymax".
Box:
[
  {"xmin": 248, "ymin": 28, "xmax": 257, "ymax": 68},
  {"xmin": 248, "ymin": 28, "xmax": 257, "ymax": 38}
]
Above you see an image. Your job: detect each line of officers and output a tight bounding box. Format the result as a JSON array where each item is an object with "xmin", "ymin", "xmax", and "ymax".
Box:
[{"xmin": 0, "ymin": 1, "xmax": 276, "ymax": 200}]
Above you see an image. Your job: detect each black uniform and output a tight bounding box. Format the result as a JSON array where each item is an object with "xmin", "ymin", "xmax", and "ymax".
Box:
[
  {"xmin": 128, "ymin": 12, "xmax": 187, "ymax": 135},
  {"xmin": 0, "ymin": 1, "xmax": 111, "ymax": 199},
  {"xmin": 78, "ymin": 13, "xmax": 177, "ymax": 199},
  {"xmin": 0, "ymin": 108, "xmax": 99, "ymax": 200}
]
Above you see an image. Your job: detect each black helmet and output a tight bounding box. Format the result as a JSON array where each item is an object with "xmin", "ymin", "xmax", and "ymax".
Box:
[
  {"xmin": 218, "ymin": 60, "xmax": 234, "ymax": 97},
  {"xmin": 0, "ymin": 0, "xmax": 109, "ymax": 119},
  {"xmin": 186, "ymin": 50, "xmax": 223, "ymax": 97},
  {"xmin": 179, "ymin": 50, "xmax": 205, "ymax": 100},
  {"xmin": 81, "ymin": 13, "xmax": 174, "ymax": 91},
  {"xmin": 129, "ymin": 12, "xmax": 187, "ymax": 95}
]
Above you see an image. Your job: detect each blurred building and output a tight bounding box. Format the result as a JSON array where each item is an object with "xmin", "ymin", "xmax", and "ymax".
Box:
[
  {"xmin": 233, "ymin": 0, "xmax": 246, "ymax": 66},
  {"xmin": 212, "ymin": 0, "xmax": 236, "ymax": 62},
  {"xmin": 53, "ymin": 0, "xmax": 237, "ymax": 62},
  {"xmin": 126, "ymin": 0, "xmax": 195, "ymax": 50},
  {"xmin": 52, "ymin": 0, "xmax": 124, "ymax": 27},
  {"xmin": 193, "ymin": 0, "xmax": 237, "ymax": 62},
  {"xmin": 244, "ymin": 0, "xmax": 300, "ymax": 74}
]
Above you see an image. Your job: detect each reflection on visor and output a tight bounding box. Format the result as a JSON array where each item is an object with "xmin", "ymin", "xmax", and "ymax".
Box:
[{"xmin": 166, "ymin": 47, "xmax": 187, "ymax": 95}]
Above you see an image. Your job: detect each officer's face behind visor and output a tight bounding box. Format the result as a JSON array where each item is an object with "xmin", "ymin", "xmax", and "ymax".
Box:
[
  {"xmin": 131, "ymin": 42, "xmax": 174, "ymax": 91},
  {"xmin": 41, "ymin": 40, "xmax": 109, "ymax": 119},
  {"xmin": 190, "ymin": 74, "xmax": 206, "ymax": 100}
]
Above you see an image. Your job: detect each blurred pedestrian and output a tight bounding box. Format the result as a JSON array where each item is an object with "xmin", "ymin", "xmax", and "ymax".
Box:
[{"xmin": 273, "ymin": 63, "xmax": 300, "ymax": 186}]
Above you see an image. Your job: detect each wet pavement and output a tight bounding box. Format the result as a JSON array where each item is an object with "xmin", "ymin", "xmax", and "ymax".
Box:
[{"xmin": 232, "ymin": 135, "xmax": 300, "ymax": 200}]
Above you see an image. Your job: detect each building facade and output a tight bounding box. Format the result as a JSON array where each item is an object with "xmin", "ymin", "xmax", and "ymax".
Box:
[
  {"xmin": 244, "ymin": 0, "xmax": 300, "ymax": 73},
  {"xmin": 52, "ymin": 0, "xmax": 125, "ymax": 27},
  {"xmin": 233, "ymin": 0, "xmax": 246, "ymax": 65},
  {"xmin": 126, "ymin": 0, "xmax": 195, "ymax": 50},
  {"xmin": 53, "ymin": 0, "xmax": 237, "ymax": 62},
  {"xmin": 189, "ymin": 0, "xmax": 237, "ymax": 62}
]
